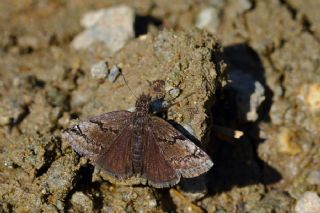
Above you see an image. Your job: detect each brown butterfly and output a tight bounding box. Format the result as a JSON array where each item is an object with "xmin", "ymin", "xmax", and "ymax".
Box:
[{"xmin": 62, "ymin": 94, "xmax": 213, "ymax": 188}]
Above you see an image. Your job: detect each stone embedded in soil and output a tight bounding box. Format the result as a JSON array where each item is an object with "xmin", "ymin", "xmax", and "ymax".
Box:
[
  {"xmin": 276, "ymin": 127, "xmax": 302, "ymax": 155},
  {"xmin": 71, "ymin": 5, "xmax": 135, "ymax": 53},
  {"xmin": 295, "ymin": 191, "xmax": 320, "ymax": 213},
  {"xmin": 90, "ymin": 60, "xmax": 109, "ymax": 79},
  {"xmin": 70, "ymin": 192, "xmax": 94, "ymax": 212},
  {"xmin": 7, "ymin": 133, "xmax": 57, "ymax": 178},
  {"xmin": 0, "ymin": 96, "xmax": 29, "ymax": 126},
  {"xmin": 38, "ymin": 153, "xmax": 80, "ymax": 209},
  {"xmin": 196, "ymin": 7, "xmax": 221, "ymax": 34},
  {"xmin": 152, "ymin": 29, "xmax": 225, "ymax": 141},
  {"xmin": 246, "ymin": 190, "xmax": 294, "ymax": 212},
  {"xmin": 168, "ymin": 87, "xmax": 180, "ymax": 98},
  {"xmin": 302, "ymin": 84, "xmax": 320, "ymax": 112},
  {"xmin": 170, "ymin": 188, "xmax": 204, "ymax": 213}
]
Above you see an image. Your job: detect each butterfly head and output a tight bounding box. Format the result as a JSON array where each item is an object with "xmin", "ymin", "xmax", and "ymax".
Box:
[{"xmin": 135, "ymin": 94, "xmax": 152, "ymax": 113}]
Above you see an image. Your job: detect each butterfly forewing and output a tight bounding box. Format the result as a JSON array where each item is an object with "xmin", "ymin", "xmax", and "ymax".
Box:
[
  {"xmin": 150, "ymin": 116, "xmax": 213, "ymax": 178},
  {"xmin": 62, "ymin": 111, "xmax": 132, "ymax": 161}
]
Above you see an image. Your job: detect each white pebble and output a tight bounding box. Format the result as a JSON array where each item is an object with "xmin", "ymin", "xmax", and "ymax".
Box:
[
  {"xmin": 108, "ymin": 65, "xmax": 121, "ymax": 82},
  {"xmin": 90, "ymin": 61, "xmax": 108, "ymax": 79},
  {"xmin": 196, "ymin": 7, "xmax": 220, "ymax": 34},
  {"xmin": 295, "ymin": 191, "xmax": 320, "ymax": 213},
  {"xmin": 182, "ymin": 124, "xmax": 195, "ymax": 136},
  {"xmin": 169, "ymin": 87, "xmax": 180, "ymax": 98},
  {"xmin": 71, "ymin": 5, "xmax": 135, "ymax": 53}
]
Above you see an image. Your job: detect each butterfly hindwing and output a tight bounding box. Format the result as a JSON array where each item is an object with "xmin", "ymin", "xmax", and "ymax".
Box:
[
  {"xmin": 150, "ymin": 116, "xmax": 213, "ymax": 178},
  {"xmin": 142, "ymin": 126, "xmax": 180, "ymax": 188},
  {"xmin": 95, "ymin": 124, "xmax": 134, "ymax": 178}
]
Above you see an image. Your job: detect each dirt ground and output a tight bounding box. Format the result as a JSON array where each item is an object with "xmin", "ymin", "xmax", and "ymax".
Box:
[{"xmin": 0, "ymin": 0, "xmax": 319, "ymax": 212}]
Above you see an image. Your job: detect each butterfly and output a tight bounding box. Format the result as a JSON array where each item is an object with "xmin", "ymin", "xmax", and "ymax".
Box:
[{"xmin": 62, "ymin": 94, "xmax": 213, "ymax": 188}]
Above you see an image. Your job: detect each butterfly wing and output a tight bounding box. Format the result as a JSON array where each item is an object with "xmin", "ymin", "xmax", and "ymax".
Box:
[
  {"xmin": 149, "ymin": 116, "xmax": 213, "ymax": 179},
  {"xmin": 142, "ymin": 127, "xmax": 180, "ymax": 188},
  {"xmin": 62, "ymin": 110, "xmax": 132, "ymax": 161},
  {"xmin": 95, "ymin": 123, "xmax": 134, "ymax": 178}
]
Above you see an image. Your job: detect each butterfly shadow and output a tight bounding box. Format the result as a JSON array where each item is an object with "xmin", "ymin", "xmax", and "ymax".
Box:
[{"xmin": 205, "ymin": 43, "xmax": 282, "ymax": 195}]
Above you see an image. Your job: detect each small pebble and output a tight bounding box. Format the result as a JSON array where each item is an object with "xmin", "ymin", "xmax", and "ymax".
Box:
[
  {"xmin": 91, "ymin": 61, "xmax": 108, "ymax": 79},
  {"xmin": 228, "ymin": 69, "xmax": 265, "ymax": 122},
  {"xmin": 71, "ymin": 192, "xmax": 94, "ymax": 212},
  {"xmin": 170, "ymin": 189, "xmax": 204, "ymax": 213},
  {"xmin": 306, "ymin": 84, "xmax": 320, "ymax": 112},
  {"xmin": 307, "ymin": 170, "xmax": 320, "ymax": 185},
  {"xmin": 182, "ymin": 124, "xmax": 195, "ymax": 136},
  {"xmin": 71, "ymin": 5, "xmax": 135, "ymax": 53},
  {"xmin": 196, "ymin": 7, "xmax": 220, "ymax": 34},
  {"xmin": 277, "ymin": 127, "xmax": 301, "ymax": 155},
  {"xmin": 55, "ymin": 200, "xmax": 64, "ymax": 211},
  {"xmin": 169, "ymin": 87, "xmax": 181, "ymax": 98},
  {"xmin": 295, "ymin": 191, "xmax": 320, "ymax": 213},
  {"xmin": 247, "ymin": 81, "xmax": 265, "ymax": 121},
  {"xmin": 127, "ymin": 107, "xmax": 136, "ymax": 112},
  {"xmin": 4, "ymin": 159, "xmax": 14, "ymax": 168},
  {"xmin": 108, "ymin": 65, "xmax": 121, "ymax": 82},
  {"xmin": 239, "ymin": 0, "xmax": 253, "ymax": 11},
  {"xmin": 148, "ymin": 199, "xmax": 157, "ymax": 208}
]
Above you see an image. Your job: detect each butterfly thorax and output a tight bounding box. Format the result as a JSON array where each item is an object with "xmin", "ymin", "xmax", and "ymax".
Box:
[
  {"xmin": 132, "ymin": 94, "xmax": 152, "ymax": 174},
  {"xmin": 135, "ymin": 94, "xmax": 151, "ymax": 114}
]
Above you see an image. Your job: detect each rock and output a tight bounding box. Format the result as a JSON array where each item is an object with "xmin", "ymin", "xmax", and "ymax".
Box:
[
  {"xmin": 295, "ymin": 191, "xmax": 320, "ymax": 213},
  {"xmin": 39, "ymin": 153, "xmax": 80, "ymax": 209},
  {"xmin": 246, "ymin": 190, "xmax": 294, "ymax": 212},
  {"xmin": 196, "ymin": 7, "xmax": 221, "ymax": 34},
  {"xmin": 91, "ymin": 60, "xmax": 109, "ymax": 79},
  {"xmin": 71, "ymin": 192, "xmax": 94, "ymax": 212},
  {"xmin": 170, "ymin": 189, "xmax": 204, "ymax": 213},
  {"xmin": 18, "ymin": 35, "xmax": 39, "ymax": 51},
  {"xmin": 182, "ymin": 124, "xmax": 195, "ymax": 136},
  {"xmin": 277, "ymin": 127, "xmax": 301, "ymax": 155},
  {"xmin": 108, "ymin": 65, "xmax": 121, "ymax": 82},
  {"xmin": 167, "ymin": 87, "xmax": 181, "ymax": 98},
  {"xmin": 306, "ymin": 170, "xmax": 320, "ymax": 185},
  {"xmin": 0, "ymin": 97, "xmax": 28, "ymax": 126},
  {"xmin": 8, "ymin": 133, "xmax": 57, "ymax": 178},
  {"xmin": 239, "ymin": 0, "xmax": 252, "ymax": 11},
  {"xmin": 71, "ymin": 5, "xmax": 135, "ymax": 53},
  {"xmin": 300, "ymin": 83, "xmax": 320, "ymax": 112},
  {"xmin": 228, "ymin": 69, "xmax": 265, "ymax": 122}
]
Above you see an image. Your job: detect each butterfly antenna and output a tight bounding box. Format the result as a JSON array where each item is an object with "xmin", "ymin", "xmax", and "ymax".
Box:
[{"xmin": 120, "ymin": 70, "xmax": 137, "ymax": 99}]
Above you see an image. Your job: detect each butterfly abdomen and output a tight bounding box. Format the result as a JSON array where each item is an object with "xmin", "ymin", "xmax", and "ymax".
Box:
[{"xmin": 132, "ymin": 132, "xmax": 143, "ymax": 174}]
